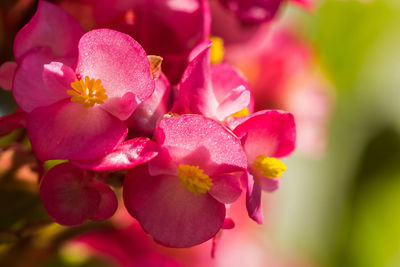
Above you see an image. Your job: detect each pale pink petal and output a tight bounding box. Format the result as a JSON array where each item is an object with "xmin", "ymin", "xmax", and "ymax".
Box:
[
  {"xmin": 124, "ymin": 165, "xmax": 225, "ymax": 248},
  {"xmin": 0, "ymin": 109, "xmax": 27, "ymax": 137},
  {"xmin": 76, "ymin": 29, "xmax": 155, "ymax": 118},
  {"xmin": 149, "ymin": 114, "xmax": 247, "ymax": 176},
  {"xmin": 0, "ymin": 61, "xmax": 17, "ymax": 90},
  {"xmin": 89, "ymin": 179, "xmax": 118, "ymax": 221},
  {"xmin": 260, "ymin": 177, "xmax": 280, "ymax": 192},
  {"xmin": 14, "ymin": 1, "xmax": 84, "ymax": 61},
  {"xmin": 100, "ymin": 93, "xmax": 139, "ymax": 121},
  {"xmin": 246, "ymin": 173, "xmax": 263, "ymax": 224},
  {"xmin": 43, "ymin": 62, "xmax": 76, "ymax": 95},
  {"xmin": 211, "ymin": 63, "xmax": 254, "ymax": 119},
  {"xmin": 233, "ymin": 110, "xmax": 296, "ymax": 162},
  {"xmin": 72, "ymin": 138, "xmax": 159, "ymax": 171},
  {"xmin": 40, "ymin": 163, "xmax": 100, "ymax": 226},
  {"xmin": 12, "ymin": 48, "xmax": 68, "ymax": 112},
  {"xmin": 208, "ymin": 172, "xmax": 242, "ymax": 204},
  {"xmin": 27, "ymin": 100, "xmax": 127, "ymax": 161}
]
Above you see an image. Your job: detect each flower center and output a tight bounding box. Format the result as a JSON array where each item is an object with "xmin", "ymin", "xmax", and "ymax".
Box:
[
  {"xmin": 67, "ymin": 76, "xmax": 108, "ymax": 107},
  {"xmin": 210, "ymin": 36, "xmax": 224, "ymax": 64},
  {"xmin": 253, "ymin": 155, "xmax": 286, "ymax": 179},
  {"xmin": 177, "ymin": 164, "xmax": 213, "ymax": 195}
]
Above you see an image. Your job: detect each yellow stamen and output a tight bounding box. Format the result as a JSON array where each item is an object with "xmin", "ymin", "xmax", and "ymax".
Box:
[
  {"xmin": 67, "ymin": 76, "xmax": 108, "ymax": 107},
  {"xmin": 253, "ymin": 155, "xmax": 286, "ymax": 179},
  {"xmin": 229, "ymin": 108, "xmax": 249, "ymax": 118},
  {"xmin": 210, "ymin": 36, "xmax": 224, "ymax": 64},
  {"xmin": 177, "ymin": 164, "xmax": 213, "ymax": 195}
]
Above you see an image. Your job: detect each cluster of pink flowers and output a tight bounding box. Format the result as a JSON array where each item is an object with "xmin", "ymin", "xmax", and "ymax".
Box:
[{"xmin": 0, "ymin": 0, "xmax": 300, "ymax": 248}]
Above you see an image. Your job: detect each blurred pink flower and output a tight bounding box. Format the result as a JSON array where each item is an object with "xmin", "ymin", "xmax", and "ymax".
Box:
[
  {"xmin": 93, "ymin": 0, "xmax": 211, "ymax": 84},
  {"xmin": 40, "ymin": 162, "xmax": 118, "ymax": 226}
]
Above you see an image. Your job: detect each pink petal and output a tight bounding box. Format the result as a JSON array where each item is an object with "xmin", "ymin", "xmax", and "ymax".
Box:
[
  {"xmin": 0, "ymin": 61, "xmax": 17, "ymax": 90},
  {"xmin": 89, "ymin": 179, "xmax": 118, "ymax": 221},
  {"xmin": 100, "ymin": 92, "xmax": 138, "ymax": 121},
  {"xmin": 211, "ymin": 63, "xmax": 254, "ymax": 119},
  {"xmin": 123, "ymin": 165, "xmax": 226, "ymax": 248},
  {"xmin": 12, "ymin": 48, "xmax": 68, "ymax": 112},
  {"xmin": 72, "ymin": 137, "xmax": 159, "ymax": 171},
  {"xmin": 40, "ymin": 163, "xmax": 100, "ymax": 226},
  {"xmin": 126, "ymin": 73, "xmax": 172, "ymax": 137},
  {"xmin": 208, "ymin": 172, "xmax": 242, "ymax": 204},
  {"xmin": 27, "ymin": 100, "xmax": 127, "ymax": 161},
  {"xmin": 172, "ymin": 43, "xmax": 217, "ymax": 117},
  {"xmin": 260, "ymin": 177, "xmax": 280, "ymax": 192},
  {"xmin": 14, "ymin": 1, "xmax": 84, "ymax": 61},
  {"xmin": 43, "ymin": 62, "xmax": 76, "ymax": 95},
  {"xmin": 222, "ymin": 217, "xmax": 235, "ymax": 229},
  {"xmin": 246, "ymin": 173, "xmax": 263, "ymax": 224},
  {"xmin": 76, "ymin": 29, "xmax": 155, "ymax": 118},
  {"xmin": 232, "ymin": 110, "xmax": 296, "ymax": 162},
  {"xmin": 0, "ymin": 110, "xmax": 27, "ymax": 137},
  {"xmin": 149, "ymin": 114, "xmax": 247, "ymax": 176}
]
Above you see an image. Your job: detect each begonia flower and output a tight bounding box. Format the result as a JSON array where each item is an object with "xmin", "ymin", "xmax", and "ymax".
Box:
[
  {"xmin": 13, "ymin": 27, "xmax": 155, "ymax": 161},
  {"xmin": 124, "ymin": 114, "xmax": 248, "ymax": 247},
  {"xmin": 40, "ymin": 162, "xmax": 118, "ymax": 226},
  {"xmin": 172, "ymin": 42, "xmax": 253, "ymax": 122},
  {"xmin": 231, "ymin": 110, "xmax": 296, "ymax": 223},
  {"xmin": 93, "ymin": 0, "xmax": 211, "ymax": 83}
]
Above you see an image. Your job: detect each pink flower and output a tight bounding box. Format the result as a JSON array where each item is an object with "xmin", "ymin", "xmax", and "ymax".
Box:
[
  {"xmin": 13, "ymin": 26, "xmax": 155, "ymax": 160},
  {"xmin": 172, "ymin": 42, "xmax": 253, "ymax": 122},
  {"xmin": 218, "ymin": 0, "xmax": 283, "ymax": 25},
  {"xmin": 231, "ymin": 110, "xmax": 296, "ymax": 223},
  {"xmin": 93, "ymin": 0, "xmax": 211, "ymax": 83},
  {"xmin": 123, "ymin": 114, "xmax": 248, "ymax": 247},
  {"xmin": 40, "ymin": 163, "xmax": 118, "ymax": 226}
]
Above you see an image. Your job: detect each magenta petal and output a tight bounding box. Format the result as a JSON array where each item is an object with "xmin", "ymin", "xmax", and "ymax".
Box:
[
  {"xmin": 12, "ymin": 49, "xmax": 68, "ymax": 112},
  {"xmin": 0, "ymin": 110, "xmax": 27, "ymax": 137},
  {"xmin": 260, "ymin": 177, "xmax": 280, "ymax": 192},
  {"xmin": 13, "ymin": 1, "xmax": 84, "ymax": 61},
  {"xmin": 124, "ymin": 165, "xmax": 226, "ymax": 248},
  {"xmin": 27, "ymin": 100, "xmax": 127, "ymax": 161},
  {"xmin": 173, "ymin": 44, "xmax": 217, "ymax": 117},
  {"xmin": 0, "ymin": 61, "xmax": 17, "ymax": 90},
  {"xmin": 246, "ymin": 173, "xmax": 263, "ymax": 224},
  {"xmin": 43, "ymin": 62, "xmax": 76, "ymax": 95},
  {"xmin": 100, "ymin": 93, "xmax": 138, "ymax": 121},
  {"xmin": 233, "ymin": 110, "xmax": 296, "ymax": 161},
  {"xmin": 76, "ymin": 29, "xmax": 155, "ymax": 115},
  {"xmin": 149, "ymin": 114, "xmax": 247, "ymax": 176},
  {"xmin": 72, "ymin": 138, "xmax": 159, "ymax": 171},
  {"xmin": 89, "ymin": 179, "xmax": 118, "ymax": 221},
  {"xmin": 208, "ymin": 172, "xmax": 242, "ymax": 204},
  {"xmin": 40, "ymin": 163, "xmax": 100, "ymax": 226}
]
